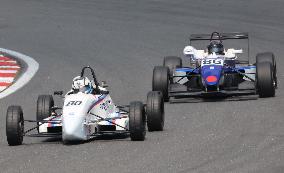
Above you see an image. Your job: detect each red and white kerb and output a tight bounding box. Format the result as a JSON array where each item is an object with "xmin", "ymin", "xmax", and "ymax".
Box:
[{"xmin": 0, "ymin": 53, "xmax": 20, "ymax": 92}]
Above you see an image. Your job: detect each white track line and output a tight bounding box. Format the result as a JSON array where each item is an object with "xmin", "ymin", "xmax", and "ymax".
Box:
[
  {"xmin": 0, "ymin": 70, "xmax": 18, "ymax": 73},
  {"xmin": 0, "ymin": 60, "xmax": 17, "ymax": 63},
  {"xmin": 0, "ymin": 77, "xmax": 14, "ymax": 83},
  {"xmin": 0, "ymin": 48, "xmax": 39, "ymax": 99},
  {"xmin": 0, "ymin": 66, "xmax": 20, "ymax": 68}
]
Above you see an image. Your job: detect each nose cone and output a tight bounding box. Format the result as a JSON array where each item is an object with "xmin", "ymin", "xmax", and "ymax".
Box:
[
  {"xmin": 201, "ymin": 65, "xmax": 222, "ymax": 86},
  {"xmin": 62, "ymin": 115, "xmax": 86, "ymax": 142}
]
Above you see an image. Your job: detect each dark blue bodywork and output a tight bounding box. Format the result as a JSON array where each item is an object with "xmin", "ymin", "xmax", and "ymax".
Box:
[{"xmin": 175, "ymin": 64, "xmax": 256, "ymax": 88}]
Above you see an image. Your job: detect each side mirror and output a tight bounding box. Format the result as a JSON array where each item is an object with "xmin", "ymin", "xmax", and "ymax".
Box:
[
  {"xmin": 54, "ymin": 91, "xmax": 64, "ymax": 95},
  {"xmin": 101, "ymin": 81, "xmax": 108, "ymax": 88}
]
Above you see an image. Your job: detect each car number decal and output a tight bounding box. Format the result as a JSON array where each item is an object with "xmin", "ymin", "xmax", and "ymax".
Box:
[
  {"xmin": 65, "ymin": 101, "xmax": 82, "ymax": 106},
  {"xmin": 201, "ymin": 59, "xmax": 224, "ymax": 66}
]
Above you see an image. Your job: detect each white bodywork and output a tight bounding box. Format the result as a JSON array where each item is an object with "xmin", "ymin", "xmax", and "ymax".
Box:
[
  {"xmin": 39, "ymin": 91, "xmax": 129, "ymax": 142},
  {"xmin": 183, "ymin": 45, "xmax": 243, "ymax": 61}
]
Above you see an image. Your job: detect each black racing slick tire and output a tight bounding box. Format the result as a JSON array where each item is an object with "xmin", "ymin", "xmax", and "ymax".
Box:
[
  {"xmin": 37, "ymin": 95, "xmax": 54, "ymax": 122},
  {"xmin": 37, "ymin": 95, "xmax": 54, "ymax": 132},
  {"xmin": 6, "ymin": 106, "xmax": 24, "ymax": 146},
  {"xmin": 129, "ymin": 101, "xmax": 146, "ymax": 141},
  {"xmin": 163, "ymin": 56, "xmax": 182, "ymax": 80},
  {"xmin": 152, "ymin": 66, "xmax": 169, "ymax": 102},
  {"xmin": 256, "ymin": 62, "xmax": 275, "ymax": 98},
  {"xmin": 146, "ymin": 91, "xmax": 165, "ymax": 131},
  {"xmin": 256, "ymin": 52, "xmax": 277, "ymax": 87}
]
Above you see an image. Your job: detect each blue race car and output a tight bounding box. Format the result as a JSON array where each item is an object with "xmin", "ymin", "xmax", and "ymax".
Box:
[{"xmin": 152, "ymin": 32, "xmax": 277, "ymax": 102}]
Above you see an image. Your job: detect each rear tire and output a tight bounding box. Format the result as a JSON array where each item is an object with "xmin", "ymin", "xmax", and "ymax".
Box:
[
  {"xmin": 37, "ymin": 95, "xmax": 54, "ymax": 132},
  {"xmin": 152, "ymin": 66, "xmax": 169, "ymax": 101},
  {"xmin": 37, "ymin": 95, "xmax": 54, "ymax": 121},
  {"xmin": 146, "ymin": 91, "xmax": 164, "ymax": 131},
  {"xmin": 256, "ymin": 62, "xmax": 275, "ymax": 97},
  {"xmin": 163, "ymin": 56, "xmax": 182, "ymax": 81},
  {"xmin": 129, "ymin": 101, "xmax": 146, "ymax": 141},
  {"xmin": 256, "ymin": 52, "xmax": 277, "ymax": 87},
  {"xmin": 6, "ymin": 106, "xmax": 24, "ymax": 146}
]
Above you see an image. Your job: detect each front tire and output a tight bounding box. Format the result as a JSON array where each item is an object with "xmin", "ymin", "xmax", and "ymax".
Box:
[
  {"xmin": 146, "ymin": 91, "xmax": 164, "ymax": 131},
  {"xmin": 256, "ymin": 52, "xmax": 277, "ymax": 87},
  {"xmin": 129, "ymin": 101, "xmax": 146, "ymax": 141},
  {"xmin": 256, "ymin": 62, "xmax": 275, "ymax": 97},
  {"xmin": 6, "ymin": 106, "xmax": 24, "ymax": 146},
  {"xmin": 152, "ymin": 66, "xmax": 170, "ymax": 101}
]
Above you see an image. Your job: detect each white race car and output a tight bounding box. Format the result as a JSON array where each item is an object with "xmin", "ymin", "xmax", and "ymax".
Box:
[{"xmin": 6, "ymin": 66, "xmax": 164, "ymax": 145}]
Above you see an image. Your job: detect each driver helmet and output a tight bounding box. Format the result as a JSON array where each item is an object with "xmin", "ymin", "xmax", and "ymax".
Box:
[
  {"xmin": 207, "ymin": 41, "xmax": 224, "ymax": 55},
  {"xmin": 72, "ymin": 76, "xmax": 93, "ymax": 94}
]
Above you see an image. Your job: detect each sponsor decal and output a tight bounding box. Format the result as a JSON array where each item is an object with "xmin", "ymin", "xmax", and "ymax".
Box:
[{"xmin": 100, "ymin": 100, "xmax": 111, "ymax": 111}]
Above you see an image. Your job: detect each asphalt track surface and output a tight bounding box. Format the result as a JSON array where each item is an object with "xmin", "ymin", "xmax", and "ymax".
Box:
[{"xmin": 0, "ymin": 0, "xmax": 283, "ymax": 172}]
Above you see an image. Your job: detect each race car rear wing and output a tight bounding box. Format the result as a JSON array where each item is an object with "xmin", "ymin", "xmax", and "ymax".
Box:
[{"xmin": 189, "ymin": 32, "xmax": 249, "ymax": 42}]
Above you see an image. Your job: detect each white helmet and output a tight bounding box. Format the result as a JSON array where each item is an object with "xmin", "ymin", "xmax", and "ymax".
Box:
[{"xmin": 72, "ymin": 76, "xmax": 93, "ymax": 94}]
